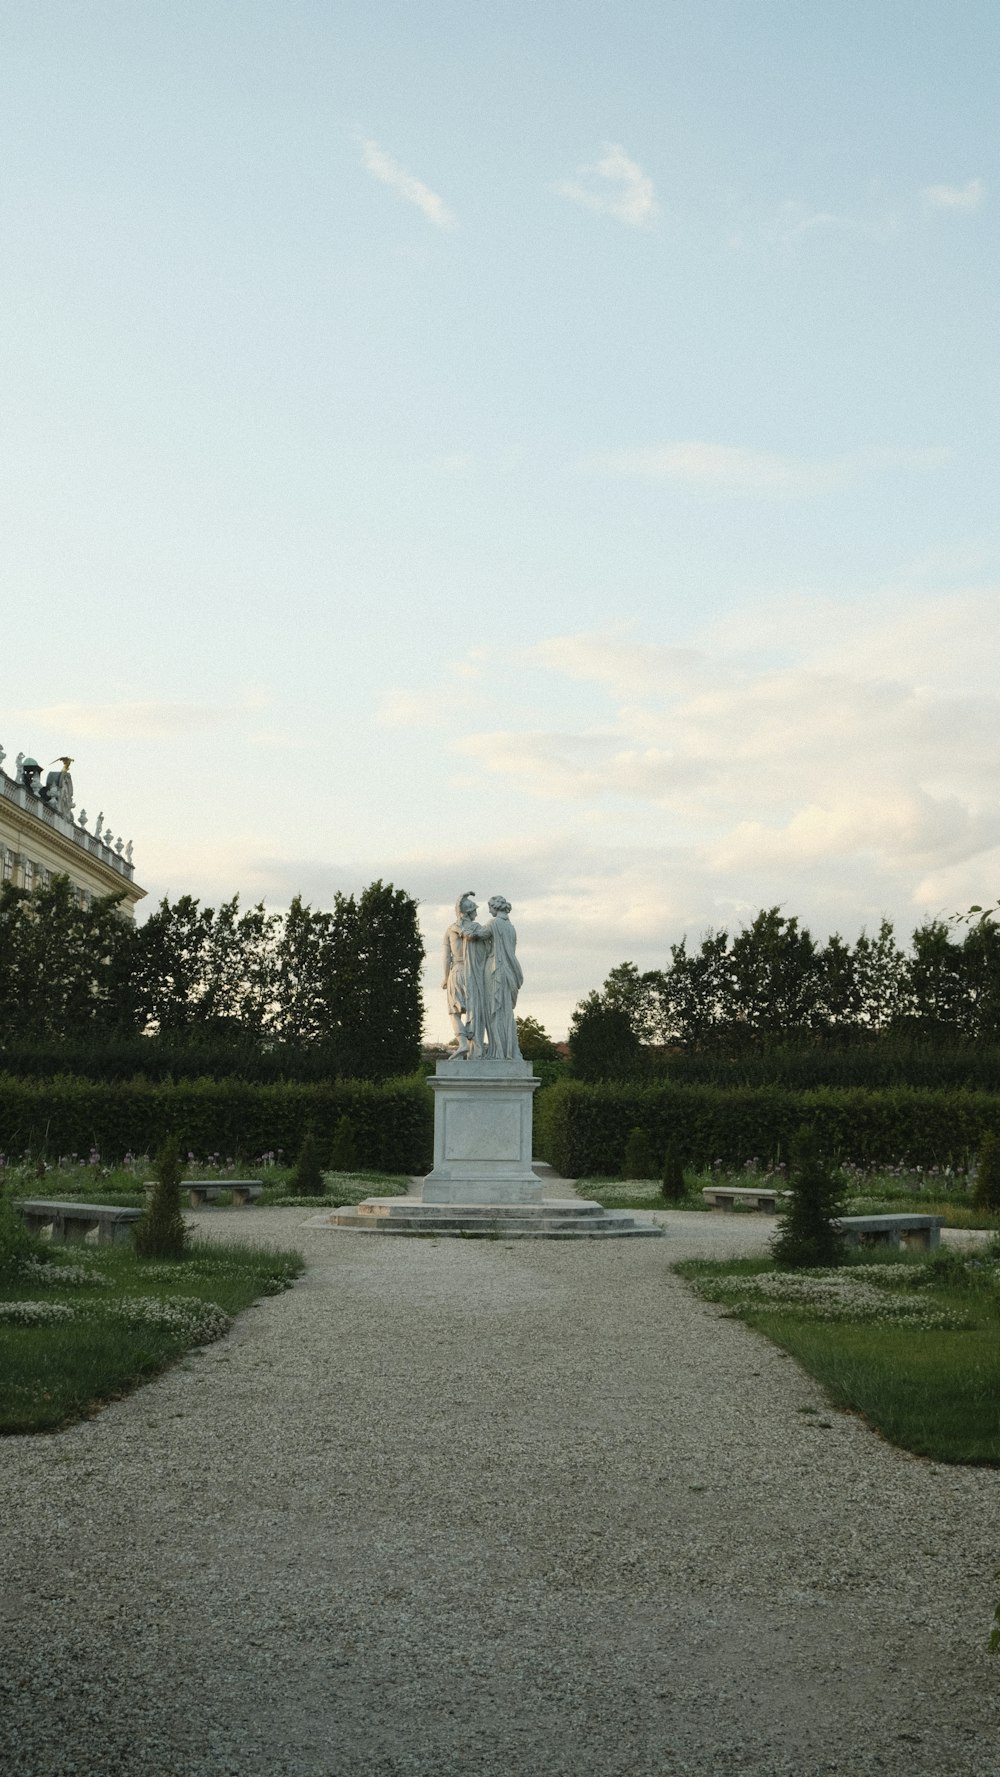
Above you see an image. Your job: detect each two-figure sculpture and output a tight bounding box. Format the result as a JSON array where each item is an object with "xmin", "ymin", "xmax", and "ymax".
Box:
[{"xmin": 443, "ymin": 891, "xmax": 522, "ymax": 1060}]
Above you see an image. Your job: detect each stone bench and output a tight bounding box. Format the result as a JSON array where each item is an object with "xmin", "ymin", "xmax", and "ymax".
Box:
[
  {"xmin": 144, "ymin": 1181, "xmax": 263, "ymax": 1209},
  {"xmin": 17, "ymin": 1199, "xmax": 144, "ymax": 1247},
  {"xmin": 702, "ymin": 1185, "xmax": 791, "ymax": 1213},
  {"xmin": 834, "ymin": 1213, "xmax": 945, "ymax": 1251}
]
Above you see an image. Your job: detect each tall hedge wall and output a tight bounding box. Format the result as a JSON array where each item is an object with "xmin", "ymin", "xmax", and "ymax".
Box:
[
  {"xmin": 0, "ymin": 1074, "xmax": 433, "ymax": 1173},
  {"xmin": 535, "ymin": 1078, "xmax": 1000, "ymax": 1175}
]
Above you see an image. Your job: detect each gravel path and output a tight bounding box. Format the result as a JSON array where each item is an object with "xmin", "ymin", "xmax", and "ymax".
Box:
[{"xmin": 1, "ymin": 1201, "xmax": 998, "ymax": 1777}]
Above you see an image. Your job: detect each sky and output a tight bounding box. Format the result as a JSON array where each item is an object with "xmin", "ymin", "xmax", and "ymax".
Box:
[{"xmin": 2, "ymin": 1, "xmax": 999, "ymax": 1039}]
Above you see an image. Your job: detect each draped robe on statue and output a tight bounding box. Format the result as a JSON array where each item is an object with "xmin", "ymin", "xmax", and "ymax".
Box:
[{"xmin": 485, "ymin": 910, "xmax": 523, "ymax": 1061}]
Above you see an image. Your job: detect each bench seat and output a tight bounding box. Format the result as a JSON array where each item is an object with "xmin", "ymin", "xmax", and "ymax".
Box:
[
  {"xmin": 17, "ymin": 1199, "xmax": 144, "ymax": 1247},
  {"xmin": 834, "ymin": 1213, "xmax": 945, "ymax": 1250},
  {"xmin": 702, "ymin": 1186, "xmax": 791, "ymax": 1213},
  {"xmin": 143, "ymin": 1180, "xmax": 263, "ymax": 1208}
]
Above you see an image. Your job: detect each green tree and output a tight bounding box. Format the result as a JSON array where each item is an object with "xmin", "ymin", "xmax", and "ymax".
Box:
[
  {"xmin": 329, "ymin": 1114, "xmax": 358, "ymax": 1171},
  {"xmin": 289, "ymin": 1126, "xmax": 325, "ymax": 1197},
  {"xmin": 130, "ymin": 894, "xmax": 278, "ymax": 1039},
  {"xmin": 621, "ymin": 1126, "xmax": 656, "ymax": 1179},
  {"xmin": 852, "ymin": 920, "xmax": 906, "ymax": 1034},
  {"xmin": 815, "ymin": 932, "xmax": 860, "ymax": 1035},
  {"xmin": 270, "ymin": 896, "xmax": 336, "ymax": 1044},
  {"xmin": 903, "ymin": 919, "xmax": 967, "ymax": 1039},
  {"xmin": 515, "ymin": 1015, "xmax": 559, "ymax": 1059},
  {"xmin": 959, "ymin": 920, "xmax": 1000, "ymax": 1042},
  {"xmin": 330, "ymin": 881, "xmax": 424, "ymax": 1079},
  {"xmin": 728, "ymin": 908, "xmax": 822, "ymax": 1043},
  {"xmin": 568, "ymin": 994, "xmax": 642, "ymax": 1081},
  {"xmin": 134, "ymin": 1135, "xmax": 189, "ymax": 1260},
  {"xmin": 0, "ymin": 876, "xmax": 135, "ymax": 1045},
  {"xmin": 972, "ymin": 1132, "xmax": 1000, "ymax": 1212},
  {"xmin": 771, "ymin": 1126, "xmax": 845, "ymax": 1269},
  {"xmin": 602, "ymin": 961, "xmax": 668, "ymax": 1045},
  {"xmin": 661, "ymin": 1139, "xmax": 687, "ymax": 1202},
  {"xmin": 661, "ymin": 930, "xmax": 733, "ymax": 1047}
]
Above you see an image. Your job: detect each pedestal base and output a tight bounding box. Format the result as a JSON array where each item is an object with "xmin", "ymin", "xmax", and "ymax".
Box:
[{"xmin": 423, "ymin": 1057, "xmax": 541, "ymax": 1205}]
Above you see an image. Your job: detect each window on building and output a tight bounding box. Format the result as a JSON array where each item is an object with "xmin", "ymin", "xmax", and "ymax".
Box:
[
  {"xmin": 1, "ymin": 849, "xmax": 12, "ymax": 884},
  {"xmin": 22, "ymin": 858, "xmax": 34, "ymax": 892}
]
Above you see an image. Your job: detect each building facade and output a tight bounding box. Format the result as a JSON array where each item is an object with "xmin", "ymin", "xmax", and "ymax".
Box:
[{"xmin": 0, "ymin": 744, "xmax": 145, "ymax": 918}]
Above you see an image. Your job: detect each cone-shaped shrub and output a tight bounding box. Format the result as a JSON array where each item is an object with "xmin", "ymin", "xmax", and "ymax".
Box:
[
  {"xmin": 329, "ymin": 1114, "xmax": 358, "ymax": 1173},
  {"xmin": 134, "ymin": 1134, "xmax": 189, "ymax": 1260},
  {"xmin": 771, "ymin": 1125, "xmax": 845, "ymax": 1269},
  {"xmin": 289, "ymin": 1126, "xmax": 326, "ymax": 1197},
  {"xmin": 621, "ymin": 1125, "xmax": 656, "ymax": 1179},
  {"xmin": 661, "ymin": 1139, "xmax": 687, "ymax": 1202},
  {"xmin": 972, "ymin": 1132, "xmax": 1000, "ymax": 1211},
  {"xmin": 0, "ymin": 1186, "xmax": 42, "ymax": 1277}
]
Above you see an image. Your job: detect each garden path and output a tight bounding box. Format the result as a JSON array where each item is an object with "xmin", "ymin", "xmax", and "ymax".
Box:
[{"xmin": 0, "ymin": 1194, "xmax": 997, "ymax": 1777}]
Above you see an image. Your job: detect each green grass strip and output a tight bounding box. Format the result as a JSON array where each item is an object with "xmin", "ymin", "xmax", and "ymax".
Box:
[
  {"xmin": 677, "ymin": 1251, "xmax": 1000, "ymax": 1465},
  {"xmin": 0, "ymin": 1239, "xmax": 303, "ymax": 1434}
]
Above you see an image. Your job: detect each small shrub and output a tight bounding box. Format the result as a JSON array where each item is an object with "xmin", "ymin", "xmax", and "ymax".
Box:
[
  {"xmin": 329, "ymin": 1114, "xmax": 358, "ymax": 1172},
  {"xmin": 621, "ymin": 1125, "xmax": 657, "ymax": 1179},
  {"xmin": 288, "ymin": 1126, "xmax": 325, "ymax": 1197},
  {"xmin": 771, "ymin": 1125, "xmax": 846, "ymax": 1270},
  {"xmin": 0, "ymin": 1186, "xmax": 44, "ymax": 1277},
  {"xmin": 661, "ymin": 1139, "xmax": 687, "ymax": 1202},
  {"xmin": 972, "ymin": 1132, "xmax": 1000, "ymax": 1211},
  {"xmin": 133, "ymin": 1135, "xmax": 189, "ymax": 1261}
]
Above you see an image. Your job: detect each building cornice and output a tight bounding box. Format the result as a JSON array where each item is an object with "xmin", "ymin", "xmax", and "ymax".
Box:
[{"xmin": 0, "ymin": 769, "xmax": 145, "ymax": 904}]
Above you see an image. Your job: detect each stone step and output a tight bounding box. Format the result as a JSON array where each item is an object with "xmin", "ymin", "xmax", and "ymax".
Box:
[
  {"xmin": 324, "ymin": 1201, "xmax": 665, "ymax": 1240},
  {"xmin": 356, "ymin": 1197, "xmax": 606, "ymax": 1221}
]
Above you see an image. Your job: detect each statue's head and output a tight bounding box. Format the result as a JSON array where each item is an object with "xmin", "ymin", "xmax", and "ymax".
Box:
[
  {"xmin": 488, "ymin": 895, "xmax": 510, "ymax": 916},
  {"xmin": 456, "ymin": 890, "xmax": 477, "ymax": 918}
]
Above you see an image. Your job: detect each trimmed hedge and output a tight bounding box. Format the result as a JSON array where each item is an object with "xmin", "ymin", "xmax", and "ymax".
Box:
[
  {"xmin": 0, "ymin": 1074, "xmax": 433, "ymax": 1173},
  {"xmin": 535, "ymin": 1078, "xmax": 1000, "ymax": 1176}
]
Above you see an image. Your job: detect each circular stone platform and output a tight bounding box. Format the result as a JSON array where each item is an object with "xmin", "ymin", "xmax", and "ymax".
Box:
[{"xmin": 318, "ymin": 1197, "xmax": 665, "ymax": 1239}]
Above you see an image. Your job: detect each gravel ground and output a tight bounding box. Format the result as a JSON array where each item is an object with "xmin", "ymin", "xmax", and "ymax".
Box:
[{"xmin": 1, "ymin": 1198, "xmax": 998, "ymax": 1777}]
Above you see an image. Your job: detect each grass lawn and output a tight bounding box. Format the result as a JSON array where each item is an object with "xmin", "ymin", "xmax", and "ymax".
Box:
[
  {"xmin": 676, "ymin": 1248, "xmax": 1000, "ymax": 1464},
  {"xmin": 580, "ymin": 1175, "xmax": 710, "ymax": 1211},
  {"xmin": 0, "ymin": 1157, "xmax": 410, "ymax": 1211},
  {"xmin": 0, "ymin": 1237, "xmax": 303, "ymax": 1434},
  {"xmin": 580, "ymin": 1161, "xmax": 1000, "ymax": 1230}
]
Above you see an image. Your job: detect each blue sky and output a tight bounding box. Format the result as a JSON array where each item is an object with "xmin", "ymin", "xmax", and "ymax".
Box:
[{"xmin": 3, "ymin": 2, "xmax": 998, "ymax": 1036}]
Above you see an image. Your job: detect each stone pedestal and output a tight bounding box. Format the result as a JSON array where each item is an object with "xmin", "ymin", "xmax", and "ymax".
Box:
[{"xmin": 423, "ymin": 1057, "xmax": 541, "ymax": 1204}]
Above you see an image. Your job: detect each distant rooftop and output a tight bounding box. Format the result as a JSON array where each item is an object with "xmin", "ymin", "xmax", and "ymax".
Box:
[{"xmin": 0, "ymin": 743, "xmax": 136, "ymax": 884}]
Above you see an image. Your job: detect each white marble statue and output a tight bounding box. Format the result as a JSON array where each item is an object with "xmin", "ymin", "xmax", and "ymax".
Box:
[
  {"xmin": 484, "ymin": 896, "xmax": 523, "ymax": 1061},
  {"xmin": 443, "ymin": 891, "xmax": 491, "ymax": 1058},
  {"xmin": 443, "ymin": 890, "xmax": 522, "ymax": 1060}
]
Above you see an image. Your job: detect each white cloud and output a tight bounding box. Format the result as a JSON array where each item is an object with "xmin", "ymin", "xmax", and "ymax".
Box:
[
  {"xmin": 368, "ymin": 586, "xmax": 1000, "ymax": 1033},
  {"xmin": 923, "ymin": 178, "xmax": 985, "ymax": 211},
  {"xmin": 554, "ymin": 143, "xmax": 659, "ymax": 228},
  {"xmin": 12, "ymin": 696, "xmax": 268, "ymax": 741},
  {"xmin": 122, "ymin": 591, "xmax": 1000, "ymax": 1042},
  {"xmin": 580, "ymin": 442, "xmax": 951, "ymax": 497},
  {"xmin": 377, "ymin": 688, "xmax": 453, "ymax": 729},
  {"xmin": 531, "ymin": 633, "xmax": 700, "ymax": 696},
  {"xmin": 360, "ymin": 139, "xmax": 457, "ymax": 230}
]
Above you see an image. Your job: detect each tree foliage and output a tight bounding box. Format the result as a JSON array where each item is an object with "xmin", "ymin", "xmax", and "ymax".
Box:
[
  {"xmin": 515, "ymin": 1015, "xmax": 559, "ymax": 1060},
  {"xmin": 661, "ymin": 1139, "xmax": 687, "ymax": 1202},
  {"xmin": 570, "ymin": 907, "xmax": 1000, "ymax": 1071},
  {"xmin": 289, "ymin": 1126, "xmax": 326, "ymax": 1197},
  {"xmin": 972, "ymin": 1132, "xmax": 1000, "ymax": 1212},
  {"xmin": 0, "ymin": 878, "xmax": 134, "ymax": 1041},
  {"xmin": 568, "ymin": 994, "xmax": 642, "ymax": 1081},
  {"xmin": 770, "ymin": 1126, "xmax": 846, "ymax": 1270},
  {"xmin": 0, "ymin": 876, "xmax": 425, "ymax": 1082},
  {"xmin": 133, "ymin": 1135, "xmax": 189, "ymax": 1260}
]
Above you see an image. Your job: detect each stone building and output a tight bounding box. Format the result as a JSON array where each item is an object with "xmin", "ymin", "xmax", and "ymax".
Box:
[{"xmin": 0, "ymin": 744, "xmax": 145, "ymax": 919}]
